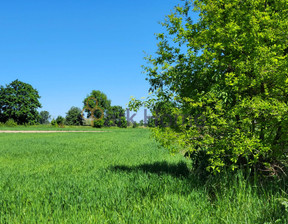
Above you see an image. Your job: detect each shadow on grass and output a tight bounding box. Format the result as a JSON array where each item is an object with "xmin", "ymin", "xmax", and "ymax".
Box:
[{"xmin": 110, "ymin": 161, "xmax": 191, "ymax": 178}]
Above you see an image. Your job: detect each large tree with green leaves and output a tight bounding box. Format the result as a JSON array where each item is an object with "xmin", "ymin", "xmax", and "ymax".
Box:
[
  {"xmin": 0, "ymin": 79, "xmax": 42, "ymax": 124},
  {"xmin": 130, "ymin": 0, "xmax": 288, "ymax": 174}
]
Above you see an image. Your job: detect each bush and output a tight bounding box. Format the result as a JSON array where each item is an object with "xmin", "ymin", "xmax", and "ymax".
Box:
[
  {"xmin": 127, "ymin": 121, "xmax": 132, "ymax": 127},
  {"xmin": 132, "ymin": 122, "xmax": 139, "ymax": 128},
  {"xmin": 0, "ymin": 122, "xmax": 4, "ymax": 127},
  {"xmin": 56, "ymin": 116, "xmax": 65, "ymax": 128},
  {"xmin": 5, "ymin": 119, "xmax": 17, "ymax": 127},
  {"xmin": 119, "ymin": 117, "xmax": 127, "ymax": 128},
  {"xmin": 51, "ymin": 119, "xmax": 58, "ymax": 127},
  {"xmin": 93, "ymin": 119, "xmax": 104, "ymax": 128}
]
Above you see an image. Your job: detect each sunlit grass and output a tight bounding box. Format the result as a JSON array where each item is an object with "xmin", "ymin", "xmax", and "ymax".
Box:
[{"xmin": 0, "ymin": 128, "xmax": 287, "ymax": 223}]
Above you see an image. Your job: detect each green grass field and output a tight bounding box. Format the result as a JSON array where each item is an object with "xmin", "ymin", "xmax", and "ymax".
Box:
[{"xmin": 0, "ymin": 128, "xmax": 287, "ymax": 223}]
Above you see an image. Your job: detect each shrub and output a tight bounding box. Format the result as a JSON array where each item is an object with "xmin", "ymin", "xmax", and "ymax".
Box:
[
  {"xmin": 56, "ymin": 116, "xmax": 65, "ymax": 127},
  {"xmin": 132, "ymin": 122, "xmax": 139, "ymax": 128},
  {"xmin": 93, "ymin": 119, "xmax": 104, "ymax": 128},
  {"xmin": 51, "ymin": 119, "xmax": 58, "ymax": 127},
  {"xmin": 129, "ymin": 0, "xmax": 288, "ymax": 174},
  {"xmin": 119, "ymin": 117, "xmax": 127, "ymax": 128},
  {"xmin": 5, "ymin": 119, "xmax": 17, "ymax": 127}
]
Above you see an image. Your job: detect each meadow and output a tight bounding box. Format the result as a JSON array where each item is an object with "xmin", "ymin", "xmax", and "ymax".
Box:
[{"xmin": 0, "ymin": 127, "xmax": 287, "ymax": 223}]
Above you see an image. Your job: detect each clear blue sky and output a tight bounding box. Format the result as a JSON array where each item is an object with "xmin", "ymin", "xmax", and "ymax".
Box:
[{"xmin": 0, "ymin": 0, "xmax": 194, "ymax": 120}]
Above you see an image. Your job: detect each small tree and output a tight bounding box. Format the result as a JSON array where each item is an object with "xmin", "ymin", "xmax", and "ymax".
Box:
[
  {"xmin": 105, "ymin": 106, "xmax": 127, "ymax": 128},
  {"xmin": 65, "ymin": 107, "xmax": 83, "ymax": 126},
  {"xmin": 83, "ymin": 90, "xmax": 111, "ymax": 120},
  {"xmin": 56, "ymin": 116, "xmax": 65, "ymax": 127},
  {"xmin": 39, "ymin": 111, "xmax": 51, "ymax": 124}
]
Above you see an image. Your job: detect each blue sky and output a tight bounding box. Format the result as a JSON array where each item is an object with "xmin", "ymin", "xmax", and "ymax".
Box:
[{"xmin": 0, "ymin": 0, "xmax": 193, "ymax": 121}]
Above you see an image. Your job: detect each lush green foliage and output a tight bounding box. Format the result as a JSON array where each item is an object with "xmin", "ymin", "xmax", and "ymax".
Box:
[
  {"xmin": 4, "ymin": 119, "xmax": 17, "ymax": 127},
  {"xmin": 0, "ymin": 128, "xmax": 287, "ymax": 223},
  {"xmin": 56, "ymin": 116, "xmax": 65, "ymax": 127},
  {"xmin": 0, "ymin": 79, "xmax": 41, "ymax": 124},
  {"xmin": 65, "ymin": 107, "xmax": 83, "ymax": 126},
  {"xmin": 105, "ymin": 106, "xmax": 127, "ymax": 128},
  {"xmin": 39, "ymin": 111, "xmax": 51, "ymax": 124},
  {"xmin": 50, "ymin": 119, "xmax": 57, "ymax": 127},
  {"xmin": 130, "ymin": 0, "xmax": 288, "ymax": 174},
  {"xmin": 83, "ymin": 90, "xmax": 111, "ymax": 119},
  {"xmin": 93, "ymin": 118, "xmax": 104, "ymax": 128},
  {"xmin": 119, "ymin": 116, "xmax": 127, "ymax": 128}
]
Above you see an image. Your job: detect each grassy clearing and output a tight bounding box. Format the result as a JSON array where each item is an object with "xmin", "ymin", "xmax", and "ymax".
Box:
[{"xmin": 0, "ymin": 128, "xmax": 287, "ymax": 223}]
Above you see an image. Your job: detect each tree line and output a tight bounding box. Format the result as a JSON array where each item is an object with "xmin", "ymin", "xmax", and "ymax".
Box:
[{"xmin": 0, "ymin": 79, "xmax": 128, "ymax": 128}]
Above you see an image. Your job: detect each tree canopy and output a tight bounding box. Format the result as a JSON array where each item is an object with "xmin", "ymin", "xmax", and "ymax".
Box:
[
  {"xmin": 0, "ymin": 79, "xmax": 42, "ymax": 124},
  {"xmin": 130, "ymin": 0, "xmax": 288, "ymax": 174},
  {"xmin": 83, "ymin": 90, "xmax": 111, "ymax": 120}
]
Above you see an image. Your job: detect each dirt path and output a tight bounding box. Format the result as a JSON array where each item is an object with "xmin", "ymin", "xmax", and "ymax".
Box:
[{"xmin": 0, "ymin": 130, "xmax": 105, "ymax": 133}]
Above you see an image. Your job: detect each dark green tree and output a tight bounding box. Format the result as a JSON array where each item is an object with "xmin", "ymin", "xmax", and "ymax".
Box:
[
  {"xmin": 129, "ymin": 0, "xmax": 288, "ymax": 174},
  {"xmin": 0, "ymin": 79, "xmax": 41, "ymax": 124},
  {"xmin": 65, "ymin": 107, "xmax": 83, "ymax": 126},
  {"xmin": 39, "ymin": 111, "xmax": 51, "ymax": 124},
  {"xmin": 56, "ymin": 116, "xmax": 65, "ymax": 126},
  {"xmin": 83, "ymin": 90, "xmax": 111, "ymax": 120},
  {"xmin": 105, "ymin": 106, "xmax": 126, "ymax": 128}
]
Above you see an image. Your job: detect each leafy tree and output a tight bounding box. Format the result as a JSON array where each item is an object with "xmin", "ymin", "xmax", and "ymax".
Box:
[
  {"xmin": 139, "ymin": 120, "xmax": 144, "ymax": 126},
  {"xmin": 51, "ymin": 119, "xmax": 57, "ymax": 127},
  {"xmin": 0, "ymin": 79, "xmax": 41, "ymax": 124},
  {"xmin": 105, "ymin": 106, "xmax": 127, "ymax": 128},
  {"xmin": 39, "ymin": 111, "xmax": 51, "ymax": 124},
  {"xmin": 130, "ymin": 0, "xmax": 288, "ymax": 174},
  {"xmin": 56, "ymin": 116, "xmax": 65, "ymax": 126},
  {"xmin": 65, "ymin": 107, "xmax": 83, "ymax": 126},
  {"xmin": 83, "ymin": 90, "xmax": 111, "ymax": 120}
]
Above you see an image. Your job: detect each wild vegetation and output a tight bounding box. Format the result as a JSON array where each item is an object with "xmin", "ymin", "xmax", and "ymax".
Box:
[{"xmin": 129, "ymin": 0, "xmax": 288, "ymax": 174}]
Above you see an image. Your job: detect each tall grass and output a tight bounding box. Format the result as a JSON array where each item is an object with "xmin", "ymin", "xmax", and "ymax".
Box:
[{"xmin": 0, "ymin": 128, "xmax": 287, "ymax": 223}]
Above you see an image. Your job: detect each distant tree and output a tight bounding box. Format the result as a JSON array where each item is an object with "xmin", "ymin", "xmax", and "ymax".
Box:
[
  {"xmin": 0, "ymin": 79, "xmax": 41, "ymax": 124},
  {"xmin": 105, "ymin": 105, "xmax": 126, "ymax": 127},
  {"xmin": 83, "ymin": 90, "xmax": 111, "ymax": 120},
  {"xmin": 65, "ymin": 107, "xmax": 83, "ymax": 126},
  {"xmin": 51, "ymin": 119, "xmax": 57, "ymax": 126},
  {"xmin": 56, "ymin": 116, "xmax": 65, "ymax": 126},
  {"xmin": 139, "ymin": 120, "xmax": 144, "ymax": 126},
  {"xmin": 39, "ymin": 111, "xmax": 51, "ymax": 124}
]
